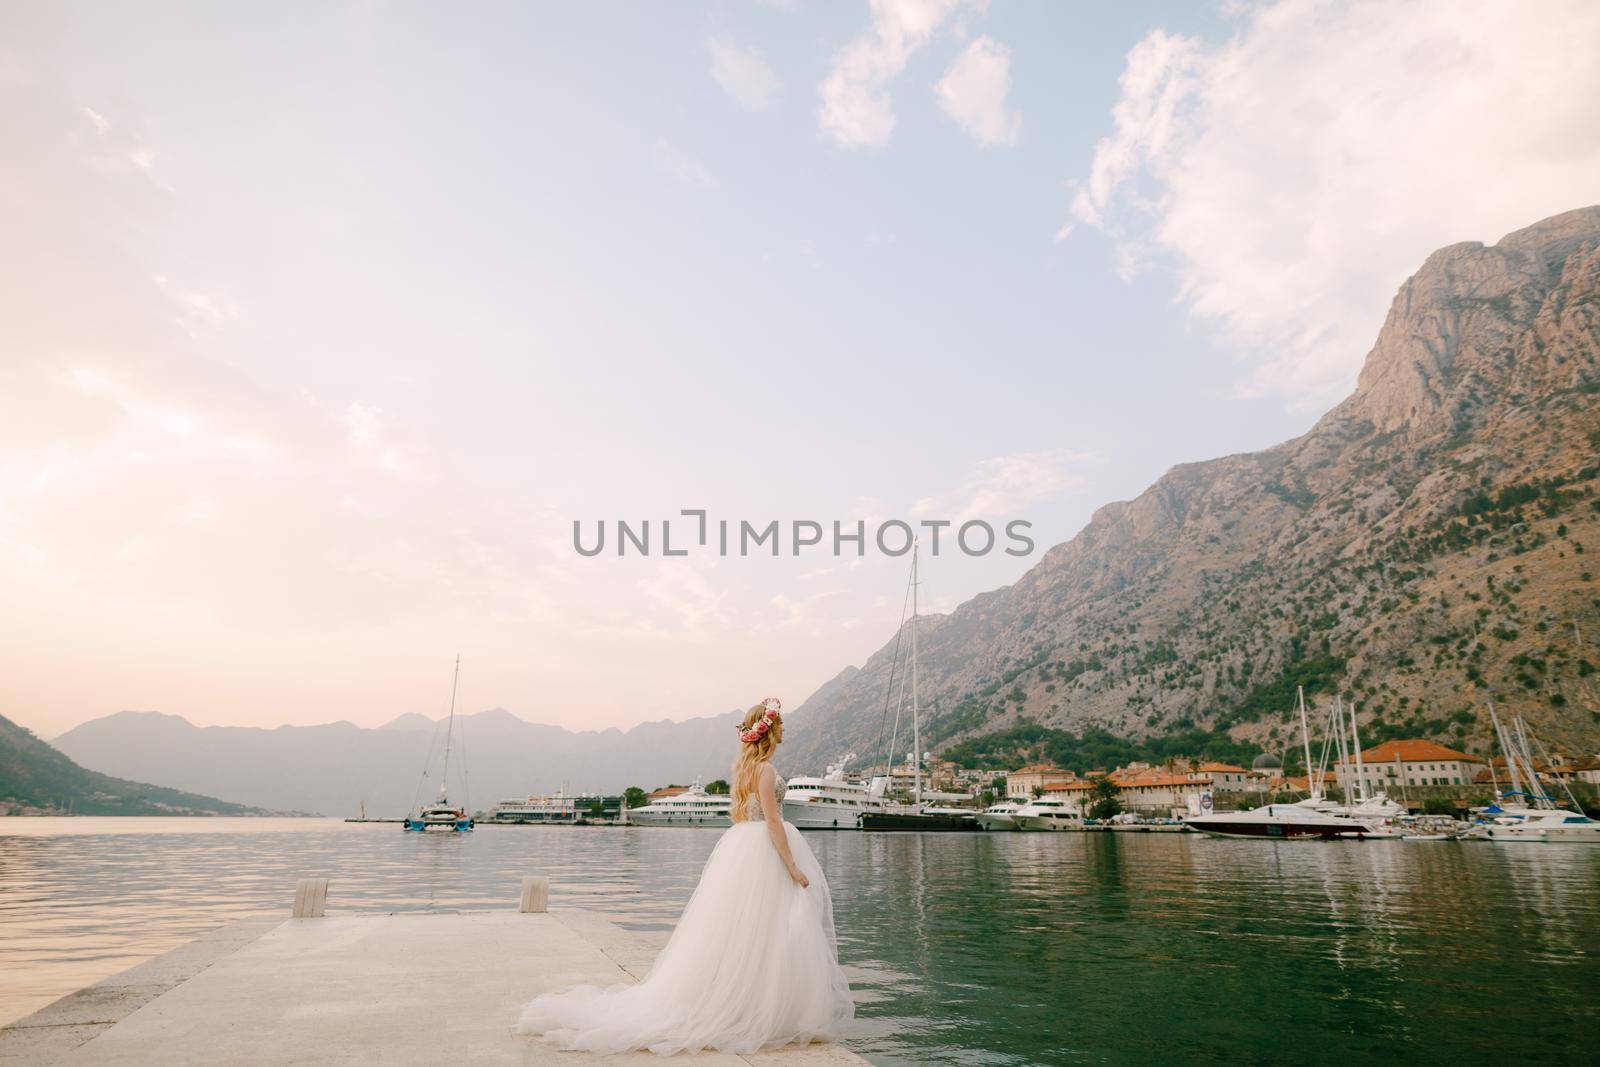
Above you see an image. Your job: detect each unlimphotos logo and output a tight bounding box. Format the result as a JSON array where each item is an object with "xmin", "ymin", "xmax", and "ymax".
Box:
[{"xmin": 572, "ymin": 510, "xmax": 1034, "ymax": 558}]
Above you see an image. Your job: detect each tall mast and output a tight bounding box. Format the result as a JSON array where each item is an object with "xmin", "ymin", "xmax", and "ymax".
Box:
[
  {"xmin": 1331, "ymin": 696, "xmax": 1349, "ymax": 798},
  {"xmin": 440, "ymin": 654, "xmax": 461, "ymax": 802},
  {"xmin": 1349, "ymin": 695, "xmax": 1367, "ymax": 803},
  {"xmin": 911, "ymin": 542, "xmax": 922, "ymax": 809},
  {"xmin": 1487, "ymin": 700, "xmax": 1520, "ymax": 801},
  {"xmin": 1297, "ymin": 685, "xmax": 1317, "ymax": 801},
  {"xmin": 1512, "ymin": 716, "xmax": 1549, "ymax": 809}
]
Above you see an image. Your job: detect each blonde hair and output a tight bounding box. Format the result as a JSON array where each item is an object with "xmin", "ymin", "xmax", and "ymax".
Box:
[{"xmin": 730, "ymin": 703, "xmax": 781, "ymax": 822}]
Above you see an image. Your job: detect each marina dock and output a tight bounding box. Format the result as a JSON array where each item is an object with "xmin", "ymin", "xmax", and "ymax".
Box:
[{"xmin": 0, "ymin": 892, "xmax": 868, "ymax": 1065}]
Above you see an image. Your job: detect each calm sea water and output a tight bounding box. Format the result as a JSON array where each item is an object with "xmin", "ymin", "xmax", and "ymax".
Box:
[{"xmin": 2, "ymin": 818, "xmax": 1597, "ymax": 1064}]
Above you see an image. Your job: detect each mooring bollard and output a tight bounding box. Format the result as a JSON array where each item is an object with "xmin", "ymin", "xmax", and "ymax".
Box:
[
  {"xmin": 519, "ymin": 875, "xmax": 549, "ymax": 913},
  {"xmin": 293, "ymin": 877, "xmax": 329, "ymax": 918}
]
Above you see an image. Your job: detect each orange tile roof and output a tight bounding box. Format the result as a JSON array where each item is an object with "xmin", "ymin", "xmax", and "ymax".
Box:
[
  {"xmin": 1043, "ymin": 780, "xmax": 1095, "ymax": 793},
  {"xmin": 1284, "ymin": 772, "xmax": 1338, "ymax": 789},
  {"xmin": 1011, "ymin": 764, "xmax": 1065, "ymax": 774},
  {"xmin": 1359, "ymin": 739, "xmax": 1482, "ymax": 764},
  {"xmin": 1110, "ymin": 770, "xmax": 1200, "ymax": 788},
  {"xmin": 1197, "ymin": 762, "xmax": 1247, "ymax": 773}
]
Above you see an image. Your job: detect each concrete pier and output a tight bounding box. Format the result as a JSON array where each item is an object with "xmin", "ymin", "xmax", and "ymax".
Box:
[{"xmin": 0, "ymin": 910, "xmax": 868, "ymax": 1065}]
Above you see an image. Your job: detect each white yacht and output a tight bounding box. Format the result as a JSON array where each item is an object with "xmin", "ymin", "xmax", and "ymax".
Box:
[
  {"xmin": 488, "ymin": 792, "xmax": 582, "ymax": 823},
  {"xmin": 626, "ymin": 781, "xmax": 731, "ymax": 827},
  {"xmin": 1013, "ymin": 796, "xmax": 1083, "ymax": 831},
  {"xmin": 1305, "ymin": 795, "xmax": 1408, "ymax": 838},
  {"xmin": 1186, "ymin": 802, "xmax": 1366, "ymax": 839},
  {"xmin": 782, "ymin": 754, "xmax": 892, "ymax": 829},
  {"xmin": 1479, "ymin": 809, "xmax": 1600, "ymax": 843},
  {"xmin": 1468, "ymin": 705, "xmax": 1600, "ymax": 843},
  {"xmin": 975, "ymin": 800, "xmax": 1027, "ymax": 831}
]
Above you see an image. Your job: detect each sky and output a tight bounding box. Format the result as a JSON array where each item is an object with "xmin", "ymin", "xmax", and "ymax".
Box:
[{"xmin": 3, "ymin": 0, "xmax": 1599, "ymax": 738}]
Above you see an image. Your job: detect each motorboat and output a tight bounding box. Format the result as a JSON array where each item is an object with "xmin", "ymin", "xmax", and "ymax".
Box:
[
  {"xmin": 1479, "ymin": 808, "xmax": 1600, "ymax": 843},
  {"xmin": 1013, "ymin": 795, "xmax": 1083, "ymax": 831},
  {"xmin": 627, "ymin": 780, "xmax": 732, "ymax": 827},
  {"xmin": 975, "ymin": 799, "xmax": 1027, "ymax": 831},
  {"xmin": 1469, "ymin": 705, "xmax": 1600, "ymax": 843},
  {"xmin": 1331, "ymin": 798, "xmax": 1406, "ymax": 839},
  {"xmin": 1185, "ymin": 802, "xmax": 1367, "ymax": 840},
  {"xmin": 860, "ymin": 806, "xmax": 978, "ymax": 832},
  {"xmin": 782, "ymin": 754, "xmax": 892, "ymax": 829}
]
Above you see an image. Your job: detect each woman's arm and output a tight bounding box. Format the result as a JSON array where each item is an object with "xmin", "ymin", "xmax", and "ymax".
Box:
[{"xmin": 757, "ymin": 763, "xmax": 808, "ymax": 888}]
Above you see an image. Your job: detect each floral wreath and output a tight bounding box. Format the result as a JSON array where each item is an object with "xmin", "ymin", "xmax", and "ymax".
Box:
[{"xmin": 738, "ymin": 697, "xmax": 782, "ymax": 744}]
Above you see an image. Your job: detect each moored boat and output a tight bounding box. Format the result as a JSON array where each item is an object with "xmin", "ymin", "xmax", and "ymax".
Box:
[
  {"xmin": 975, "ymin": 799, "xmax": 1027, "ymax": 831},
  {"xmin": 1185, "ymin": 802, "xmax": 1366, "ymax": 840},
  {"xmin": 487, "ymin": 791, "xmax": 585, "ymax": 824},
  {"xmin": 781, "ymin": 755, "xmax": 891, "ymax": 829},
  {"xmin": 1480, "ymin": 808, "xmax": 1600, "ymax": 842},
  {"xmin": 1472, "ymin": 704, "xmax": 1600, "ymax": 843},
  {"xmin": 1013, "ymin": 796, "xmax": 1082, "ymax": 831},
  {"xmin": 627, "ymin": 780, "xmax": 732, "ymax": 827},
  {"xmin": 860, "ymin": 808, "xmax": 977, "ymax": 832},
  {"xmin": 404, "ymin": 655, "xmax": 474, "ymax": 833},
  {"xmin": 405, "ymin": 792, "xmax": 474, "ymax": 833}
]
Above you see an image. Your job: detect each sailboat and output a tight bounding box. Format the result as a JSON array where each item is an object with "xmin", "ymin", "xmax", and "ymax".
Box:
[
  {"xmin": 859, "ymin": 543, "xmax": 977, "ymax": 832},
  {"xmin": 1322, "ymin": 695, "xmax": 1406, "ymax": 838},
  {"xmin": 404, "ymin": 655, "xmax": 475, "ymax": 833},
  {"xmin": 1472, "ymin": 703, "xmax": 1599, "ymax": 843}
]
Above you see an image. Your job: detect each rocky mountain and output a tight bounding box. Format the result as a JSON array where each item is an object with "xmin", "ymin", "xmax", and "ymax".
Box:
[
  {"xmin": 787, "ymin": 208, "xmax": 1600, "ymax": 772},
  {"xmin": 0, "ymin": 712, "xmax": 272, "ymax": 816},
  {"xmin": 51, "ymin": 707, "xmax": 745, "ymax": 817}
]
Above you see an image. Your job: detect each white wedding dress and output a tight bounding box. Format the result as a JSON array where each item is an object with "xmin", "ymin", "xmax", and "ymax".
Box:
[{"xmin": 515, "ymin": 767, "xmax": 854, "ymax": 1055}]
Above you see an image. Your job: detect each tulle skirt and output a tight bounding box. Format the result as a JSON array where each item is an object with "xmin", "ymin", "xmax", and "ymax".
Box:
[{"xmin": 515, "ymin": 820, "xmax": 854, "ymax": 1055}]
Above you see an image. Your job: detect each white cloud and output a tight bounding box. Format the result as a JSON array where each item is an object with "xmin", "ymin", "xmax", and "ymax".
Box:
[
  {"xmin": 912, "ymin": 448, "xmax": 1097, "ymax": 523},
  {"xmin": 654, "ymin": 138, "xmax": 717, "ymax": 189},
  {"xmin": 768, "ymin": 588, "xmax": 851, "ymax": 631},
  {"xmin": 935, "ymin": 35, "xmax": 1019, "ymax": 147},
  {"xmin": 1067, "ymin": 0, "xmax": 1600, "ymax": 407},
  {"xmin": 341, "ymin": 402, "xmax": 383, "ymax": 448},
  {"xmin": 707, "ymin": 35, "xmax": 781, "ymax": 111},
  {"xmin": 637, "ymin": 562, "xmax": 733, "ymax": 636},
  {"xmin": 819, "ymin": 0, "xmax": 983, "ymax": 148}
]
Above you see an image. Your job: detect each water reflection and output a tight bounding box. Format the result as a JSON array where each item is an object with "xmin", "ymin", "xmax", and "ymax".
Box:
[{"xmin": 2, "ymin": 819, "xmax": 1598, "ymax": 1062}]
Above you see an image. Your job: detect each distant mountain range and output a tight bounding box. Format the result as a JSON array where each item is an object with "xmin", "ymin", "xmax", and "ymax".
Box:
[
  {"xmin": 52, "ymin": 707, "xmax": 745, "ymax": 817},
  {"xmin": 0, "ymin": 712, "xmax": 271, "ymax": 816},
  {"xmin": 39, "ymin": 208, "xmax": 1600, "ymax": 812},
  {"xmin": 785, "ymin": 207, "xmax": 1600, "ymax": 773}
]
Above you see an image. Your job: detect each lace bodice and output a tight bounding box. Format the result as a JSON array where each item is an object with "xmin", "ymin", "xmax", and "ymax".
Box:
[{"xmin": 740, "ymin": 766, "xmax": 786, "ymax": 820}]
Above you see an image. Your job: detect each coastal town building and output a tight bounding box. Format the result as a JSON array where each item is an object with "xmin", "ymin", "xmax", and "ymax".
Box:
[
  {"xmin": 1041, "ymin": 779, "xmax": 1096, "ymax": 806},
  {"xmin": 952, "ymin": 767, "xmax": 1005, "ymax": 788},
  {"xmin": 1013, "ymin": 759, "xmax": 1266, "ymax": 816},
  {"xmin": 1284, "ymin": 771, "xmax": 1338, "ymax": 794},
  {"xmin": 1004, "ymin": 751, "xmax": 1356, "ymax": 819},
  {"xmin": 1009, "ymin": 764, "xmax": 1076, "ymax": 798},
  {"xmin": 1336, "ymin": 740, "xmax": 1485, "ymax": 793},
  {"xmin": 1196, "ymin": 762, "xmax": 1251, "ymax": 791},
  {"xmin": 1107, "ymin": 768, "xmax": 1210, "ymax": 814},
  {"xmin": 1546, "ymin": 758, "xmax": 1600, "ymax": 785}
]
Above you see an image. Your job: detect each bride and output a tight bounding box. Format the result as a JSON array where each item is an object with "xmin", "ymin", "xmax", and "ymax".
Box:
[{"xmin": 515, "ymin": 698, "xmax": 855, "ymax": 1055}]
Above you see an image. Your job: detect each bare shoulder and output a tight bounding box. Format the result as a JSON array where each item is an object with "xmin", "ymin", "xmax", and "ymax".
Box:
[{"xmin": 757, "ymin": 761, "xmax": 777, "ymax": 784}]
